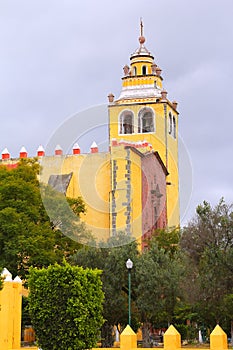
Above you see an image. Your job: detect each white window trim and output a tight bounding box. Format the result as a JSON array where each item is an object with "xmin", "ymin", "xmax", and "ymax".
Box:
[
  {"xmin": 118, "ymin": 110, "xmax": 135, "ymax": 135},
  {"xmin": 138, "ymin": 107, "xmax": 155, "ymax": 134}
]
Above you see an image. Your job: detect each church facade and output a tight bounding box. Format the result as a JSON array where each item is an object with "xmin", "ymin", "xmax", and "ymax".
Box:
[{"xmin": 1, "ymin": 26, "xmax": 180, "ymax": 248}]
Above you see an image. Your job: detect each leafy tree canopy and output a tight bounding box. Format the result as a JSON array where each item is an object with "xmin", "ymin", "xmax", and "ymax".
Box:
[
  {"xmin": 28, "ymin": 262, "xmax": 104, "ymax": 350},
  {"xmin": 181, "ymin": 198, "xmax": 233, "ymax": 264},
  {"xmin": 135, "ymin": 237, "xmax": 184, "ymax": 346},
  {"xmin": 180, "ymin": 198, "xmax": 233, "ymax": 333},
  {"xmin": 0, "ymin": 159, "xmax": 88, "ymax": 279},
  {"xmin": 71, "ymin": 233, "xmax": 140, "ymax": 347},
  {"xmin": 150, "ymin": 227, "xmax": 180, "ymax": 255},
  {"xmin": 72, "ymin": 232, "xmax": 184, "ymax": 347}
]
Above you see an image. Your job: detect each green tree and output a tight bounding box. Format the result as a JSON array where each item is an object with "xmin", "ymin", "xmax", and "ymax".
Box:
[
  {"xmin": 71, "ymin": 233, "xmax": 140, "ymax": 347},
  {"xmin": 151, "ymin": 227, "xmax": 180, "ymax": 256},
  {"xmin": 73, "ymin": 232, "xmax": 184, "ymax": 347},
  {"xmin": 28, "ymin": 262, "xmax": 104, "ymax": 350},
  {"xmin": 0, "ymin": 159, "xmax": 88, "ymax": 279},
  {"xmin": 222, "ymin": 294, "xmax": 233, "ymax": 344},
  {"xmin": 41, "ymin": 184, "xmax": 91, "ymax": 246},
  {"xmin": 180, "ymin": 199, "xmax": 233, "ymax": 335},
  {"xmin": 135, "ymin": 238, "xmax": 184, "ymax": 346},
  {"xmin": 181, "ymin": 199, "xmax": 233, "ymax": 265}
]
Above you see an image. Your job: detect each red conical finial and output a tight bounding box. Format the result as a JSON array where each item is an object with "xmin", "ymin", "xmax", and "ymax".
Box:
[
  {"xmin": 73, "ymin": 143, "xmax": 81, "ymax": 155},
  {"xmin": 37, "ymin": 145, "xmax": 45, "ymax": 157},
  {"xmin": 55, "ymin": 144, "xmax": 63, "ymax": 156},
  {"xmin": 20, "ymin": 146, "xmax": 28, "ymax": 158},
  {"xmin": 90, "ymin": 141, "xmax": 98, "ymax": 153},
  {"xmin": 2, "ymin": 148, "xmax": 10, "ymax": 160}
]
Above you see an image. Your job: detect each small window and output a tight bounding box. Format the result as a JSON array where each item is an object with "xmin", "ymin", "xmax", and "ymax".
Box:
[
  {"xmin": 142, "ymin": 65, "xmax": 147, "ymax": 75},
  {"xmin": 133, "ymin": 67, "xmax": 137, "ymax": 76},
  {"xmin": 138, "ymin": 108, "xmax": 155, "ymax": 133},
  {"xmin": 119, "ymin": 111, "xmax": 134, "ymax": 134},
  {"xmin": 169, "ymin": 112, "xmax": 172, "ymax": 134},
  {"xmin": 173, "ymin": 116, "xmax": 176, "ymax": 138}
]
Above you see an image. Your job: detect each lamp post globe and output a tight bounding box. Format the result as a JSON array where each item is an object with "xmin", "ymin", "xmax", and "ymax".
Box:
[{"xmin": 126, "ymin": 258, "xmax": 133, "ymax": 270}]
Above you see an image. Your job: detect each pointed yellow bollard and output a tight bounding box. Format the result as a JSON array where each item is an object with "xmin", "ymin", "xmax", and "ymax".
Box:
[
  {"xmin": 12, "ymin": 276, "xmax": 23, "ymax": 350},
  {"xmin": 164, "ymin": 325, "xmax": 181, "ymax": 350},
  {"xmin": 210, "ymin": 325, "xmax": 228, "ymax": 350},
  {"xmin": 0, "ymin": 270, "xmax": 14, "ymax": 350},
  {"xmin": 120, "ymin": 325, "xmax": 137, "ymax": 350},
  {"xmin": 0, "ymin": 269, "xmax": 38, "ymax": 350}
]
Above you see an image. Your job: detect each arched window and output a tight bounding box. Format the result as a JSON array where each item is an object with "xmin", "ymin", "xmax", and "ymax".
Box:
[
  {"xmin": 169, "ymin": 112, "xmax": 172, "ymax": 134},
  {"xmin": 133, "ymin": 66, "xmax": 137, "ymax": 76},
  {"xmin": 138, "ymin": 108, "xmax": 155, "ymax": 133},
  {"xmin": 119, "ymin": 111, "xmax": 134, "ymax": 134},
  {"xmin": 142, "ymin": 65, "xmax": 147, "ymax": 75},
  {"xmin": 173, "ymin": 116, "xmax": 176, "ymax": 138}
]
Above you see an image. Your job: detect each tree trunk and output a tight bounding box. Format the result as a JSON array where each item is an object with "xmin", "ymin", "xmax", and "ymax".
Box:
[
  {"xmin": 142, "ymin": 321, "xmax": 151, "ymax": 348},
  {"xmin": 101, "ymin": 322, "xmax": 114, "ymax": 348}
]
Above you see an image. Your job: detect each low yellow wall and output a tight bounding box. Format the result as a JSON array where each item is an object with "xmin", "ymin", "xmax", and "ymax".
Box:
[
  {"xmin": 94, "ymin": 324, "xmax": 229, "ymax": 350},
  {"xmin": 0, "ymin": 268, "xmax": 228, "ymax": 350}
]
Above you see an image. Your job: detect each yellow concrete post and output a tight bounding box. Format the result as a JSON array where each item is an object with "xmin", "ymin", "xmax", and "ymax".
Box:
[
  {"xmin": 164, "ymin": 325, "xmax": 181, "ymax": 350},
  {"xmin": 0, "ymin": 269, "xmax": 24, "ymax": 350},
  {"xmin": 0, "ymin": 269, "xmax": 14, "ymax": 350},
  {"xmin": 120, "ymin": 325, "xmax": 137, "ymax": 350},
  {"xmin": 12, "ymin": 276, "xmax": 23, "ymax": 349},
  {"xmin": 210, "ymin": 325, "xmax": 228, "ymax": 350}
]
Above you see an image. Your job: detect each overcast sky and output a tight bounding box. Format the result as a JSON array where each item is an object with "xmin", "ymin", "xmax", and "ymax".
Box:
[{"xmin": 0, "ymin": 0, "xmax": 232, "ymax": 225}]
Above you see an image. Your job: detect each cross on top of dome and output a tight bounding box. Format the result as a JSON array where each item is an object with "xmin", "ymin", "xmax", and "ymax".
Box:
[{"xmin": 131, "ymin": 19, "xmax": 153, "ymax": 58}]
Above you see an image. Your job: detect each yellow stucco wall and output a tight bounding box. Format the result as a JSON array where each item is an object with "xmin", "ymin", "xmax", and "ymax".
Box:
[{"xmin": 40, "ymin": 153, "xmax": 111, "ymax": 243}]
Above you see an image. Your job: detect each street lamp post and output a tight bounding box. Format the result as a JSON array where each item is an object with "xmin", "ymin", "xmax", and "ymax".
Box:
[{"xmin": 126, "ymin": 258, "xmax": 133, "ymax": 326}]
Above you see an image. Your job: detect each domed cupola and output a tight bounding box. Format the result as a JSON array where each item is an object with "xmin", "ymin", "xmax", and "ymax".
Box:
[{"xmin": 115, "ymin": 20, "xmax": 164, "ymax": 103}]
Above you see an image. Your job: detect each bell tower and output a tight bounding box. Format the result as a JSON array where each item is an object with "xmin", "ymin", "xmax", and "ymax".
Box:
[{"xmin": 108, "ymin": 21, "xmax": 180, "ymax": 228}]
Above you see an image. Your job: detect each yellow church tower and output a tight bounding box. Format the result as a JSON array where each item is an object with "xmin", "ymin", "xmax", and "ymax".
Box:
[
  {"xmin": 108, "ymin": 21, "xmax": 179, "ymax": 229},
  {"xmin": 1, "ymin": 22, "xmax": 180, "ymax": 247}
]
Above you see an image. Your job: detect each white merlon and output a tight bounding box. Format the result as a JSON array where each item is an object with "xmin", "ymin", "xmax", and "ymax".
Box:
[
  {"xmin": 37, "ymin": 145, "xmax": 45, "ymax": 152},
  {"xmin": 90, "ymin": 141, "xmax": 98, "ymax": 148},
  {"xmin": 20, "ymin": 146, "xmax": 27, "ymax": 153},
  {"xmin": 55, "ymin": 144, "xmax": 62, "ymax": 151},
  {"xmin": 73, "ymin": 143, "xmax": 80, "ymax": 149},
  {"xmin": 2, "ymin": 147, "xmax": 9, "ymax": 154}
]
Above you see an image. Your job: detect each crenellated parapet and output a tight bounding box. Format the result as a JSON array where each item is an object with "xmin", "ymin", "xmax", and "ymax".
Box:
[
  {"xmin": 1, "ymin": 138, "xmax": 157, "ymax": 162},
  {"xmin": 0, "ymin": 141, "xmax": 101, "ymax": 161}
]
